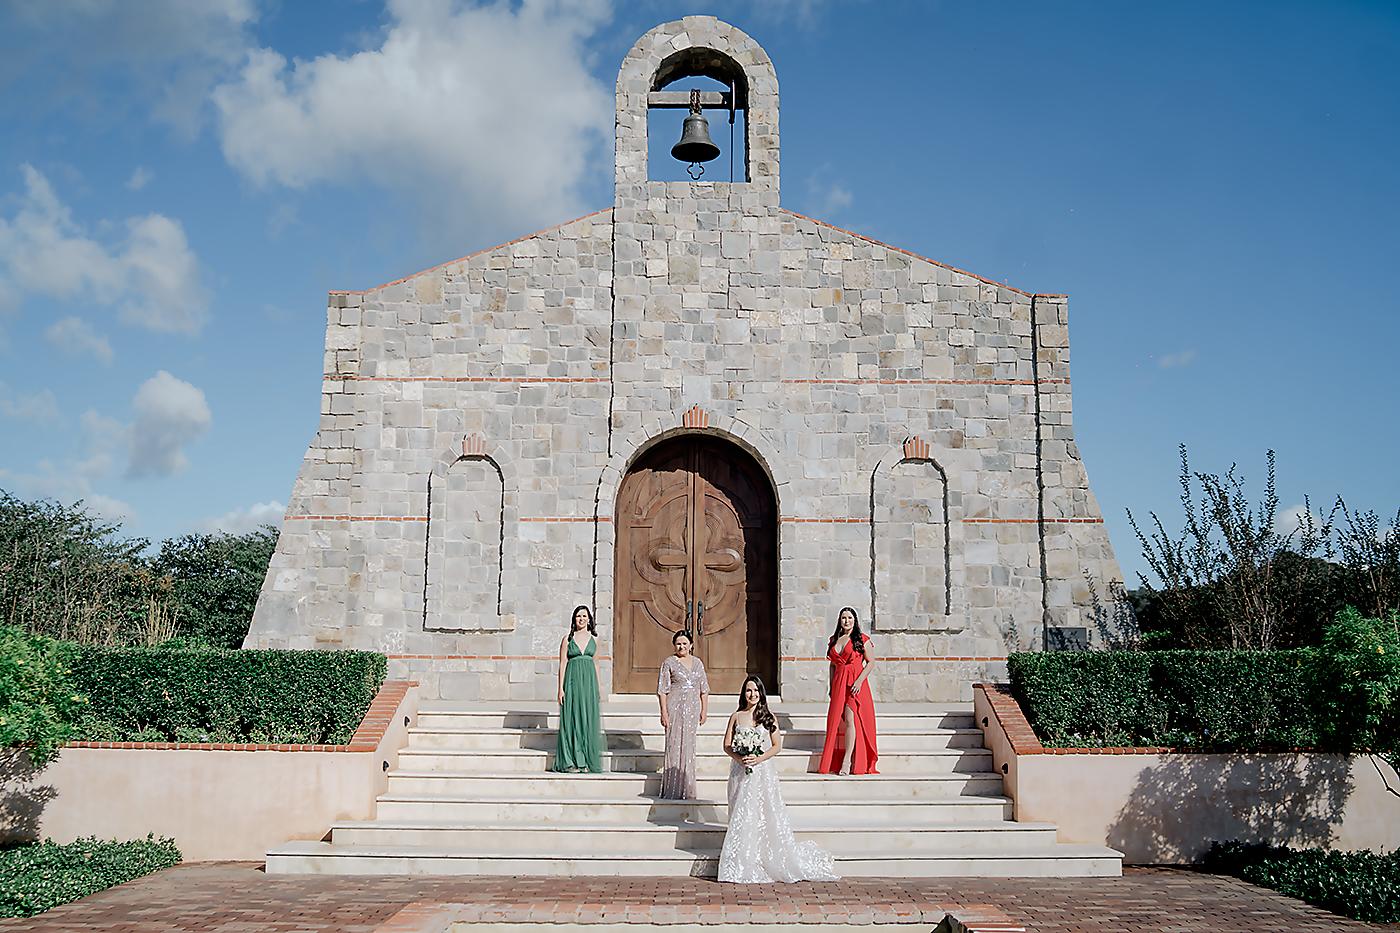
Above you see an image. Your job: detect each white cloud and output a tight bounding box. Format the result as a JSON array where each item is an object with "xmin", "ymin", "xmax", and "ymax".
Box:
[
  {"xmin": 126, "ymin": 166, "xmax": 153, "ymax": 191},
  {"xmin": 802, "ymin": 165, "xmax": 854, "ymax": 219},
  {"xmin": 127, "ymin": 371, "xmax": 212, "ymax": 478},
  {"xmin": 82, "ymin": 492, "xmax": 136, "ymax": 524},
  {"xmin": 46, "ymin": 316, "xmax": 114, "ymax": 363},
  {"xmin": 211, "ymin": 0, "xmax": 612, "ymax": 249},
  {"xmin": 199, "ymin": 500, "xmax": 286, "ymax": 534},
  {"xmin": 818, "ymin": 183, "xmax": 853, "ymax": 215},
  {"xmin": 1273, "ymin": 502, "xmax": 1328, "ymax": 540},
  {"xmin": 1158, "ymin": 349, "xmax": 1198, "ymax": 369},
  {"xmin": 78, "ymin": 410, "xmax": 126, "ymax": 482},
  {"xmin": 0, "ymin": 383, "xmax": 60, "ymax": 422},
  {"xmin": 7, "ymin": 0, "xmax": 258, "ymax": 135},
  {"xmin": 0, "ymin": 441, "xmax": 134, "ymax": 525},
  {"xmin": 0, "ymin": 164, "xmax": 209, "ymax": 334}
]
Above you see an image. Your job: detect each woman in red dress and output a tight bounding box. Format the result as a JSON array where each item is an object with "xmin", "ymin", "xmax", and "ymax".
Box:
[{"xmin": 818, "ymin": 607, "xmax": 878, "ymax": 775}]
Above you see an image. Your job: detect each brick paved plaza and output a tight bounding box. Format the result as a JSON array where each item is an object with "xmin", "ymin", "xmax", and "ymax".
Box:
[{"xmin": 1, "ymin": 863, "xmax": 1393, "ymax": 932}]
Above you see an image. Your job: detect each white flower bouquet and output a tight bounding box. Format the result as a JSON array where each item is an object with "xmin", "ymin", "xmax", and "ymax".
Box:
[{"xmin": 731, "ymin": 725, "xmax": 765, "ymax": 774}]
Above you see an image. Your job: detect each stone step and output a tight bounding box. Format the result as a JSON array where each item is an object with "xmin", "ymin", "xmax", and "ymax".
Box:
[
  {"xmin": 361, "ymin": 790, "xmax": 1002, "ymax": 823},
  {"xmin": 374, "ymin": 772, "xmax": 1005, "ymax": 803},
  {"xmin": 413, "ymin": 709, "xmax": 976, "ymax": 733},
  {"xmin": 403, "ymin": 726, "xmax": 987, "ymax": 753},
  {"xmin": 387, "ymin": 747, "xmax": 988, "ymax": 776},
  {"xmin": 266, "ymin": 840, "xmax": 1124, "ymax": 878},
  {"xmin": 329, "ymin": 819, "xmax": 1062, "ymax": 853},
  {"xmin": 397, "ymin": 745, "xmax": 993, "ymax": 774},
  {"xmin": 375, "ymin": 794, "xmax": 1013, "ymax": 823}
]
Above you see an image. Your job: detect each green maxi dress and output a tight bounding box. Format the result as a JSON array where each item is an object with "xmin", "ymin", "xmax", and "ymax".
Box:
[{"xmin": 552, "ymin": 635, "xmax": 603, "ymax": 773}]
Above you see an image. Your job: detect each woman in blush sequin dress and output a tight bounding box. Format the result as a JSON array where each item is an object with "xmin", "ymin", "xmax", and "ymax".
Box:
[
  {"xmin": 657, "ymin": 630, "xmax": 709, "ymax": 799},
  {"xmin": 719, "ymin": 675, "xmax": 839, "ymax": 883}
]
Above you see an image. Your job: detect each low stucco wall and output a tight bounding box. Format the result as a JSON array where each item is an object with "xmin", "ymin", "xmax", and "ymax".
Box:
[
  {"xmin": 1, "ymin": 683, "xmax": 418, "ymax": 861},
  {"xmin": 976, "ymin": 684, "xmax": 1400, "ymax": 864}
]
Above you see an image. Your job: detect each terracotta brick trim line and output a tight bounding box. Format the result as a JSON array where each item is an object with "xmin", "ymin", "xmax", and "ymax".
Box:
[
  {"xmin": 65, "ymin": 680, "xmax": 415, "ymax": 753},
  {"xmin": 786, "ymin": 655, "xmax": 1006, "ymax": 662},
  {"xmin": 975, "ymin": 682, "xmax": 1268, "ymax": 756}
]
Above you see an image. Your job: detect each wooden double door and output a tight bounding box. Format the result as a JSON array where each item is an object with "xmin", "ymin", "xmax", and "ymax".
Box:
[{"xmin": 614, "ymin": 436, "xmax": 778, "ymax": 695}]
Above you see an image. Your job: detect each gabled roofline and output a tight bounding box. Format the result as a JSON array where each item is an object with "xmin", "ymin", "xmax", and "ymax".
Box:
[
  {"xmin": 327, "ymin": 208, "xmax": 614, "ymax": 297},
  {"xmin": 326, "ymin": 204, "xmax": 1065, "ymax": 300},
  {"xmin": 781, "ymin": 209, "xmax": 1065, "ymax": 299}
]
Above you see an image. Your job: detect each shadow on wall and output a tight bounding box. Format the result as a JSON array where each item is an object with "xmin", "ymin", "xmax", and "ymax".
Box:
[
  {"xmin": 0, "ymin": 750, "xmax": 56, "ymax": 845},
  {"xmin": 1106, "ymin": 752, "xmax": 1354, "ymax": 863}
]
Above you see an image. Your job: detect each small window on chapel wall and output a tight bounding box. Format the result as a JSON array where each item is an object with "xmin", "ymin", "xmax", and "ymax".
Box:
[{"xmin": 645, "ymin": 49, "xmax": 749, "ymax": 183}]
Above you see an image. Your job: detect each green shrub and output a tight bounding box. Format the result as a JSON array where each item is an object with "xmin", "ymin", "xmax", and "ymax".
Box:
[
  {"xmin": 0, "ymin": 626, "xmax": 83, "ymax": 766},
  {"xmin": 1316, "ymin": 607, "xmax": 1400, "ymax": 766},
  {"xmin": 1008, "ymin": 649, "xmax": 1323, "ymax": 749},
  {"xmin": 1010, "ymin": 610, "xmax": 1398, "ymax": 754},
  {"xmin": 1204, "ymin": 841, "xmax": 1400, "ymax": 923},
  {"xmin": 0, "ymin": 835, "xmax": 181, "ymax": 919},
  {"xmin": 69, "ymin": 647, "xmax": 386, "ymax": 745}
]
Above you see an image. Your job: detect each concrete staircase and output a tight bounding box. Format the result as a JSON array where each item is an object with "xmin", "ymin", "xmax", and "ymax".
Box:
[{"xmin": 267, "ymin": 700, "xmax": 1121, "ymax": 877}]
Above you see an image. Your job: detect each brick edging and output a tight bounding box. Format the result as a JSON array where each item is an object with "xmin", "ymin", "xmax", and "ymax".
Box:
[
  {"xmin": 66, "ymin": 680, "xmax": 416, "ymax": 753},
  {"xmin": 974, "ymin": 683, "xmax": 1045, "ymax": 755}
]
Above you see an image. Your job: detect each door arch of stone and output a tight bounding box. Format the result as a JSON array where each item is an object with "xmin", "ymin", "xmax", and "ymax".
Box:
[{"xmin": 613, "ymin": 434, "xmax": 778, "ymax": 696}]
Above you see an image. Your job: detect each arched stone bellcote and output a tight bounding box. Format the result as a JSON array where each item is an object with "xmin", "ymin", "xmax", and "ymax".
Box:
[{"xmin": 615, "ymin": 16, "xmax": 779, "ymax": 204}]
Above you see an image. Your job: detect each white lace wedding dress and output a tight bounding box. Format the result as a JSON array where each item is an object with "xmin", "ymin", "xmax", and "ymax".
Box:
[{"xmin": 717, "ymin": 728, "xmax": 840, "ymax": 883}]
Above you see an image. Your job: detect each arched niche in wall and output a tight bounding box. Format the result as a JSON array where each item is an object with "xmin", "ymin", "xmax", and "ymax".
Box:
[
  {"xmin": 870, "ymin": 437, "xmax": 965, "ymax": 632},
  {"xmin": 424, "ymin": 438, "xmax": 507, "ymax": 632}
]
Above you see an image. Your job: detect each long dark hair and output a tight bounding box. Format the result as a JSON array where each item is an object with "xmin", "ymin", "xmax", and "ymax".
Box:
[
  {"xmin": 569, "ymin": 605, "xmax": 596, "ymax": 636},
  {"xmin": 828, "ymin": 606, "xmax": 866, "ymax": 657},
  {"xmin": 737, "ymin": 674, "xmax": 777, "ymax": 734}
]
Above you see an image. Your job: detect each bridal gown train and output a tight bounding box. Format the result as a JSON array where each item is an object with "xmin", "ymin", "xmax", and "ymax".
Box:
[{"xmin": 717, "ymin": 733, "xmax": 840, "ymax": 883}]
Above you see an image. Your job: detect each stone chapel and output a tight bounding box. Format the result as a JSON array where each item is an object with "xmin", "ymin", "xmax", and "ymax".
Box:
[{"xmin": 244, "ymin": 16, "xmax": 1125, "ymax": 703}]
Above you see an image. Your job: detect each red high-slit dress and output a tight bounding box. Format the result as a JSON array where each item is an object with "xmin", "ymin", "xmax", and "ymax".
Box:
[{"xmin": 817, "ymin": 634, "xmax": 878, "ymax": 774}]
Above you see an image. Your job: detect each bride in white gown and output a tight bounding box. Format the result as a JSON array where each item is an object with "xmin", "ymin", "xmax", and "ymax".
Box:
[{"xmin": 718, "ymin": 675, "xmax": 840, "ymax": 883}]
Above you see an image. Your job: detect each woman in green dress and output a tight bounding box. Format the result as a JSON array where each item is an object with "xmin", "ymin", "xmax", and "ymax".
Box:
[{"xmin": 551, "ymin": 605, "xmax": 603, "ymax": 773}]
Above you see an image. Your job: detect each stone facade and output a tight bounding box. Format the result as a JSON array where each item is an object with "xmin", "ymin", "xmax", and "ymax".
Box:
[{"xmin": 245, "ymin": 17, "xmax": 1124, "ymax": 702}]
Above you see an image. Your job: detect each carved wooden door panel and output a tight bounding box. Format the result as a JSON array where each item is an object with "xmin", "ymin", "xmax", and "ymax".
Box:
[
  {"xmin": 693, "ymin": 443, "xmax": 777, "ymax": 694},
  {"xmin": 614, "ymin": 437, "xmax": 777, "ymax": 696}
]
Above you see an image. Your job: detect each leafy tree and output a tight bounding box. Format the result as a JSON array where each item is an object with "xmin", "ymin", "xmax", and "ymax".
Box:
[
  {"xmin": 1126, "ymin": 447, "xmax": 1399, "ymax": 650},
  {"xmin": 0, "ymin": 492, "xmax": 164, "ymax": 645},
  {"xmin": 0, "ymin": 490, "xmax": 278, "ymax": 648},
  {"xmin": 152, "ymin": 528, "xmax": 278, "ymax": 647}
]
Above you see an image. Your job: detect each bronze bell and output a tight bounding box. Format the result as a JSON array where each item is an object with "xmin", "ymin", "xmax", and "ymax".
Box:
[{"xmin": 671, "ymin": 90, "xmax": 720, "ymax": 170}]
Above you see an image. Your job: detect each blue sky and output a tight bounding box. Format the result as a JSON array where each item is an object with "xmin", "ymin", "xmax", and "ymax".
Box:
[{"xmin": 0, "ymin": 0, "xmax": 1396, "ymax": 583}]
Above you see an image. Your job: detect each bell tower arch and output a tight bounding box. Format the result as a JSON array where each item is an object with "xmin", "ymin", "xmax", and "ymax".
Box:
[{"xmin": 614, "ymin": 17, "xmax": 780, "ymax": 205}]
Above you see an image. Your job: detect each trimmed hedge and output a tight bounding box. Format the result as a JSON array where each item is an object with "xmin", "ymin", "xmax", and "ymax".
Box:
[
  {"xmin": 1007, "ymin": 649, "xmax": 1323, "ymax": 749},
  {"xmin": 1204, "ymin": 841, "xmax": 1400, "ymax": 923},
  {"xmin": 69, "ymin": 647, "xmax": 387, "ymax": 745},
  {"xmin": 0, "ymin": 835, "xmax": 181, "ymax": 919}
]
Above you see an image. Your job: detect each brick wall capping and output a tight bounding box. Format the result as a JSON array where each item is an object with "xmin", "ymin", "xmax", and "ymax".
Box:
[{"xmin": 62, "ymin": 680, "xmax": 416, "ymax": 754}]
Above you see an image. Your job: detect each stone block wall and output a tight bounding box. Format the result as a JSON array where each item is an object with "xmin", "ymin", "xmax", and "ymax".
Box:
[{"xmin": 246, "ymin": 16, "xmax": 1123, "ymax": 703}]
